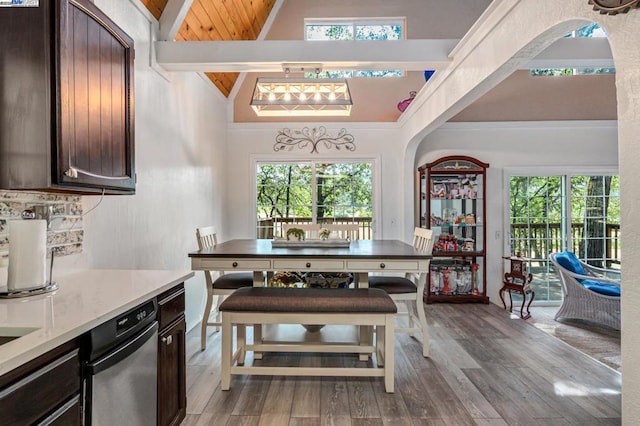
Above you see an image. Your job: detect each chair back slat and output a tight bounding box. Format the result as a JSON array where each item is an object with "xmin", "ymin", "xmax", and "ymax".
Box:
[
  {"xmin": 281, "ymin": 223, "xmax": 321, "ymax": 239},
  {"xmin": 412, "ymin": 227, "xmax": 434, "ymax": 254},
  {"xmin": 323, "ymin": 224, "xmax": 360, "ymax": 240},
  {"xmin": 196, "ymin": 226, "xmax": 218, "ymax": 250}
]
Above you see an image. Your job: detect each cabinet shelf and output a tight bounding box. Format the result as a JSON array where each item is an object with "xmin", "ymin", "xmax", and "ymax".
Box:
[
  {"xmin": 417, "ymin": 156, "xmax": 489, "ymax": 304},
  {"xmin": 426, "ymin": 294, "xmax": 490, "ymax": 304},
  {"xmin": 432, "ymin": 251, "xmax": 484, "ymax": 257}
]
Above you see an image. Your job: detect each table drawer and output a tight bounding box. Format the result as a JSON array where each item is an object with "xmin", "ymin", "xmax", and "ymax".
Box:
[
  {"xmin": 199, "ymin": 259, "xmax": 271, "ymax": 270},
  {"xmin": 273, "ymin": 260, "xmax": 345, "ymax": 270},
  {"xmin": 347, "ymin": 260, "xmax": 421, "ymax": 271}
]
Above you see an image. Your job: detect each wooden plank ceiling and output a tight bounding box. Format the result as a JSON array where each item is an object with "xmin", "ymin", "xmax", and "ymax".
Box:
[{"xmin": 141, "ymin": 0, "xmax": 276, "ymax": 97}]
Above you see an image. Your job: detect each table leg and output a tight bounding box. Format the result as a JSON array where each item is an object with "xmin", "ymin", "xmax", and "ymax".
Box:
[
  {"xmin": 356, "ymin": 272, "xmax": 369, "ymax": 288},
  {"xmin": 520, "ymin": 289, "xmax": 535, "ymax": 320},
  {"xmin": 253, "ymin": 270, "xmax": 264, "ymax": 359},
  {"xmin": 356, "ymin": 272, "xmax": 372, "ymax": 360}
]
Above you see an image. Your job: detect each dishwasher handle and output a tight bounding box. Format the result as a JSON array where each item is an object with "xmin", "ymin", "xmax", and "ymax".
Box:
[{"xmin": 86, "ymin": 321, "xmax": 158, "ymax": 375}]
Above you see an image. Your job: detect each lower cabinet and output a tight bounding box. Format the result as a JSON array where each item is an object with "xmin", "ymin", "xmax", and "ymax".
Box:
[
  {"xmin": 157, "ymin": 284, "xmax": 187, "ymax": 426},
  {"xmin": 0, "ymin": 340, "xmax": 81, "ymax": 425}
]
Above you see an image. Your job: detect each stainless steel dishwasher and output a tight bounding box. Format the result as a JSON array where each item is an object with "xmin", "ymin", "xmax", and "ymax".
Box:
[{"xmin": 83, "ymin": 299, "xmax": 158, "ymax": 425}]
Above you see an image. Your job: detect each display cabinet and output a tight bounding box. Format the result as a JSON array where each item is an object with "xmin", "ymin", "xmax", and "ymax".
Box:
[{"xmin": 417, "ymin": 156, "xmax": 489, "ymax": 303}]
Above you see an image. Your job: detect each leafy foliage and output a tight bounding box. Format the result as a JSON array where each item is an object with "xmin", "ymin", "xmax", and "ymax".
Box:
[
  {"xmin": 256, "ymin": 162, "xmax": 373, "ymax": 221},
  {"xmin": 509, "ymin": 175, "xmax": 619, "ymax": 265},
  {"xmin": 530, "ymin": 23, "xmax": 615, "ymax": 76},
  {"xmin": 304, "ymin": 21, "xmax": 402, "ymax": 78}
]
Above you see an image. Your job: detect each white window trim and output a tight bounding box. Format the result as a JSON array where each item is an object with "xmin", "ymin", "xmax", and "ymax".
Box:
[
  {"xmin": 250, "ymin": 154, "xmax": 382, "ymax": 239},
  {"xmin": 304, "ymin": 17, "xmax": 406, "ymax": 40},
  {"xmin": 502, "ymin": 166, "xmax": 619, "ymax": 258}
]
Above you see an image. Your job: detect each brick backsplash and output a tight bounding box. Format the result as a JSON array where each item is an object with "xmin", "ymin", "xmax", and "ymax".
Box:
[{"xmin": 0, "ymin": 190, "xmax": 84, "ymax": 259}]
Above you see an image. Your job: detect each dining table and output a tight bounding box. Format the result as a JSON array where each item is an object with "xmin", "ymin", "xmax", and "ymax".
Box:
[
  {"xmin": 188, "ymin": 238, "xmax": 431, "ymax": 286},
  {"xmin": 188, "ymin": 238, "xmax": 432, "ymax": 359}
]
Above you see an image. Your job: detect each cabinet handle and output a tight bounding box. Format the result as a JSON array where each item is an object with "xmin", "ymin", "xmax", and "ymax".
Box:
[
  {"xmin": 306, "ymin": 262, "xmax": 311, "ymax": 268},
  {"xmin": 162, "ymin": 335, "xmax": 173, "ymax": 345},
  {"xmin": 232, "ymin": 262, "xmax": 238, "ymax": 268},
  {"xmin": 64, "ymin": 166, "xmax": 131, "ymax": 180},
  {"xmin": 380, "ymin": 263, "xmax": 386, "ymax": 269}
]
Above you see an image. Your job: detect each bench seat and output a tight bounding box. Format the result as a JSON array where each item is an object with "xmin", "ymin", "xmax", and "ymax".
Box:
[{"xmin": 219, "ymin": 287, "xmax": 397, "ymax": 392}]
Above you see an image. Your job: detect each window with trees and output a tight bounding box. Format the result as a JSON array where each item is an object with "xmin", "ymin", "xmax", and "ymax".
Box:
[
  {"xmin": 508, "ymin": 174, "xmax": 620, "ymax": 303},
  {"xmin": 304, "ymin": 18, "xmax": 404, "ymax": 78},
  {"xmin": 530, "ymin": 23, "xmax": 615, "ymax": 76},
  {"xmin": 256, "ymin": 161, "xmax": 374, "ymax": 239}
]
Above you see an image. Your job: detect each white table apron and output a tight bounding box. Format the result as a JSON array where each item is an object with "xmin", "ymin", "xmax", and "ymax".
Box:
[{"xmin": 189, "ymin": 239, "xmax": 431, "ymax": 360}]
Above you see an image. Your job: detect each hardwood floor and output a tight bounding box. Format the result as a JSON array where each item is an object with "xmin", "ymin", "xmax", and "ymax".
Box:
[{"xmin": 181, "ymin": 303, "xmax": 621, "ymax": 425}]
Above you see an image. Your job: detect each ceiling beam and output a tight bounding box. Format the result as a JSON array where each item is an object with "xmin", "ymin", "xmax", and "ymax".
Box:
[
  {"xmin": 159, "ymin": 0, "xmax": 193, "ymax": 41},
  {"xmin": 524, "ymin": 37, "xmax": 613, "ymax": 69},
  {"xmin": 155, "ymin": 39, "xmax": 458, "ymax": 72},
  {"xmin": 155, "ymin": 37, "xmax": 613, "ymax": 73}
]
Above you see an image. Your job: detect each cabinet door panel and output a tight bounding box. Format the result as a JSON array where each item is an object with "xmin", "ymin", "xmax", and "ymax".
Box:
[
  {"xmin": 58, "ymin": 0, "xmax": 135, "ymax": 191},
  {"xmin": 158, "ymin": 317, "xmax": 187, "ymax": 426},
  {"xmin": 0, "ymin": 349, "xmax": 80, "ymax": 425},
  {"xmin": 420, "ymin": 156, "xmax": 489, "ymax": 304}
]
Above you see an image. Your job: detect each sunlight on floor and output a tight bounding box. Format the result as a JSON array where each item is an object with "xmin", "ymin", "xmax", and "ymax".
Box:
[{"xmin": 555, "ymin": 381, "xmax": 621, "ymax": 396}]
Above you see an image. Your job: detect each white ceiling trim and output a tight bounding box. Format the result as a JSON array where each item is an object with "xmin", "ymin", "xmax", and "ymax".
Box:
[
  {"xmin": 155, "ymin": 39, "xmax": 458, "ymax": 72},
  {"xmin": 155, "ymin": 37, "xmax": 612, "ymax": 73},
  {"xmin": 526, "ymin": 37, "xmax": 613, "ymax": 69}
]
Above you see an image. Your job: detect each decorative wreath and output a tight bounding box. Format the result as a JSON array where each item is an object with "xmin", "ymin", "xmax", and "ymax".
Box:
[{"xmin": 588, "ymin": 0, "xmax": 640, "ymax": 15}]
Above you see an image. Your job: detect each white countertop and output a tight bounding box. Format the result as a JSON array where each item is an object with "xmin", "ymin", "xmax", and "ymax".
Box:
[{"xmin": 0, "ymin": 269, "xmax": 194, "ymax": 376}]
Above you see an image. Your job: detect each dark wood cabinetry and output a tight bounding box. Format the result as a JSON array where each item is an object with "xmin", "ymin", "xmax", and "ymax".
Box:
[
  {"xmin": 418, "ymin": 156, "xmax": 489, "ymax": 304},
  {"xmin": 0, "ymin": 340, "xmax": 81, "ymax": 425},
  {"xmin": 157, "ymin": 284, "xmax": 187, "ymax": 426},
  {"xmin": 0, "ymin": 0, "xmax": 135, "ymax": 194}
]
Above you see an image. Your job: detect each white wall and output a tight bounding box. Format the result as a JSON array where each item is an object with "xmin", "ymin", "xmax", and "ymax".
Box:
[
  {"xmin": 416, "ymin": 120, "xmax": 618, "ymax": 302},
  {"xmin": 226, "ymin": 119, "xmax": 618, "ymax": 307},
  {"xmin": 226, "ymin": 123, "xmax": 404, "ymax": 240},
  {"xmin": 64, "ymin": 0, "xmax": 230, "ymax": 331}
]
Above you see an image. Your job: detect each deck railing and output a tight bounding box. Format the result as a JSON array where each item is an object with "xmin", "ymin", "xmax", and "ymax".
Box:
[
  {"xmin": 257, "ymin": 217, "xmax": 373, "ymax": 240},
  {"xmin": 258, "ymin": 220, "xmax": 620, "ymax": 266},
  {"xmin": 510, "ymin": 222, "xmax": 620, "ymax": 266}
]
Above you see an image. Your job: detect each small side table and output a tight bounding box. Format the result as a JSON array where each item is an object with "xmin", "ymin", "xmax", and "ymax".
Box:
[{"xmin": 499, "ymin": 253, "xmax": 535, "ymax": 319}]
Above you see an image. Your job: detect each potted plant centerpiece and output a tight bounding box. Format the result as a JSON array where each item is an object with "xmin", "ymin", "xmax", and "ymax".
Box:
[{"xmin": 286, "ymin": 227, "xmax": 306, "ymax": 241}]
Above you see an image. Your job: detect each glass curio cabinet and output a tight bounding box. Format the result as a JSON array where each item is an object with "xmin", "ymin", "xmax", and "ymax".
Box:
[{"xmin": 417, "ymin": 156, "xmax": 489, "ymax": 304}]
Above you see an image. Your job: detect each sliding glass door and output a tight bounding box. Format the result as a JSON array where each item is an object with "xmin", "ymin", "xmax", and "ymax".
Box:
[{"xmin": 508, "ymin": 173, "xmax": 619, "ymax": 303}]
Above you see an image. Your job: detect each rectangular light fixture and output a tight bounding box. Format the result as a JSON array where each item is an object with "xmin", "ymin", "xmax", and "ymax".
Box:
[{"xmin": 250, "ymin": 77, "xmax": 352, "ymax": 117}]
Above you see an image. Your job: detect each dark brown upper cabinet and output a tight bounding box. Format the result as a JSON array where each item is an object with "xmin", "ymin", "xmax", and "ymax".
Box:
[{"xmin": 0, "ymin": 0, "xmax": 135, "ymax": 194}]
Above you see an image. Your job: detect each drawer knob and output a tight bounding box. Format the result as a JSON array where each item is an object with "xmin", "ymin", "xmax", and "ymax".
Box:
[
  {"xmin": 232, "ymin": 262, "xmax": 238, "ymax": 268},
  {"xmin": 380, "ymin": 263, "xmax": 386, "ymax": 269},
  {"xmin": 162, "ymin": 335, "xmax": 173, "ymax": 345},
  {"xmin": 306, "ymin": 262, "xmax": 311, "ymax": 268}
]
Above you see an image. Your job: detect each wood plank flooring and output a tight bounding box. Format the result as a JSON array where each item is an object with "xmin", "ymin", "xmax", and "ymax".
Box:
[{"xmin": 181, "ymin": 303, "xmax": 621, "ymax": 426}]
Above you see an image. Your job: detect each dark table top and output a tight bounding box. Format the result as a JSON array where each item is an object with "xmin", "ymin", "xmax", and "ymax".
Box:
[{"xmin": 189, "ymin": 239, "xmax": 430, "ymax": 259}]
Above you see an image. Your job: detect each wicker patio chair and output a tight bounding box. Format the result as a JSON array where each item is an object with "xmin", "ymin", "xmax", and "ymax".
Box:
[{"xmin": 549, "ymin": 251, "xmax": 621, "ymax": 330}]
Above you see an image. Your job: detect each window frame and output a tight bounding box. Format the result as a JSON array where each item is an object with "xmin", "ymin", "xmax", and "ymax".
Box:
[
  {"xmin": 304, "ymin": 17, "xmax": 406, "ymax": 78},
  {"xmin": 503, "ymin": 166, "xmax": 620, "ymax": 305},
  {"xmin": 252, "ymin": 154, "xmax": 381, "ymax": 239}
]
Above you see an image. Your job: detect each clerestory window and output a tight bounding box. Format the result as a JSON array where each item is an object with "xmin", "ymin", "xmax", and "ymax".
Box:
[
  {"xmin": 531, "ymin": 23, "xmax": 615, "ymax": 76},
  {"xmin": 304, "ymin": 18, "xmax": 404, "ymax": 78}
]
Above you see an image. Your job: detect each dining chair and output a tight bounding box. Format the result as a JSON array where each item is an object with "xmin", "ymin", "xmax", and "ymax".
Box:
[
  {"xmin": 368, "ymin": 227, "xmax": 434, "ymax": 357},
  {"xmin": 281, "ymin": 223, "xmax": 321, "ymax": 239},
  {"xmin": 322, "ymin": 223, "xmax": 360, "ymax": 240},
  {"xmin": 196, "ymin": 226, "xmax": 256, "ymax": 351}
]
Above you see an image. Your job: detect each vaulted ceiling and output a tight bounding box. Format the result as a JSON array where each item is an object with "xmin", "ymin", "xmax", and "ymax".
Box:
[
  {"xmin": 140, "ymin": 0, "xmax": 617, "ymax": 123},
  {"xmin": 140, "ymin": 0, "xmax": 276, "ymax": 97}
]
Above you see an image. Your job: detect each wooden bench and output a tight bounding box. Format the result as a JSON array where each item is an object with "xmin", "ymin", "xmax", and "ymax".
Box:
[{"xmin": 219, "ymin": 287, "xmax": 397, "ymax": 392}]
